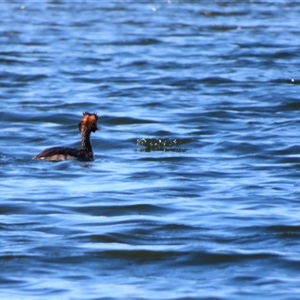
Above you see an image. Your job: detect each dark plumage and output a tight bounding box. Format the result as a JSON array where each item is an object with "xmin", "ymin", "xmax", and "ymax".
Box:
[{"xmin": 33, "ymin": 112, "xmax": 99, "ymax": 161}]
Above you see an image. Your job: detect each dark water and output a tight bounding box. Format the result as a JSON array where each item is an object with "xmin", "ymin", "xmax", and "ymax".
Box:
[{"xmin": 1, "ymin": 1, "xmax": 300, "ymax": 299}]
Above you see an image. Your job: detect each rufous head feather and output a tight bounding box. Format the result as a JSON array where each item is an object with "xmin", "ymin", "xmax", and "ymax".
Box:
[{"xmin": 78, "ymin": 112, "xmax": 99, "ymax": 132}]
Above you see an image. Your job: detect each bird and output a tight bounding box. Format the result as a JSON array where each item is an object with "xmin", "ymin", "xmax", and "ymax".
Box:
[{"xmin": 33, "ymin": 112, "xmax": 99, "ymax": 161}]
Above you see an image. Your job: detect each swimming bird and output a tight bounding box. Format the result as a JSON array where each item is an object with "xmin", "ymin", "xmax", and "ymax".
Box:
[{"xmin": 33, "ymin": 112, "xmax": 99, "ymax": 161}]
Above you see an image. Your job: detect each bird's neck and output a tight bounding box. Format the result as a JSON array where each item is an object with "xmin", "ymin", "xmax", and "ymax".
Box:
[{"xmin": 81, "ymin": 128, "xmax": 92, "ymax": 153}]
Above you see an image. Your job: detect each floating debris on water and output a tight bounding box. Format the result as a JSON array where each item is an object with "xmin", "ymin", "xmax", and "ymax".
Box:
[{"xmin": 136, "ymin": 138, "xmax": 189, "ymax": 152}]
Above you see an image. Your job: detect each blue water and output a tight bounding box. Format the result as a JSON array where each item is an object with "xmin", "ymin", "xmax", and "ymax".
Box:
[{"xmin": 1, "ymin": 1, "xmax": 300, "ymax": 299}]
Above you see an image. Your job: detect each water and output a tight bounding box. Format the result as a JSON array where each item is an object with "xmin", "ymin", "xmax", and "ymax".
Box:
[{"xmin": 1, "ymin": 1, "xmax": 300, "ymax": 299}]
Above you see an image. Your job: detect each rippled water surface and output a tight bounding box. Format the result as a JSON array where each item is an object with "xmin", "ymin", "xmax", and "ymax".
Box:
[{"xmin": 1, "ymin": 1, "xmax": 300, "ymax": 299}]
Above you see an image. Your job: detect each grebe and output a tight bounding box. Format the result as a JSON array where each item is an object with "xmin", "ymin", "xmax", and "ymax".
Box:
[{"xmin": 33, "ymin": 112, "xmax": 99, "ymax": 161}]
